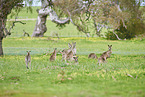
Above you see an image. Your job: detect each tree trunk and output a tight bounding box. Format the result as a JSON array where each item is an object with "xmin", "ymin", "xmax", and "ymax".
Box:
[
  {"xmin": 32, "ymin": 8, "xmax": 48, "ymax": 37},
  {"xmin": 32, "ymin": 7, "xmax": 70, "ymax": 37},
  {"xmin": 0, "ymin": 19, "xmax": 4, "ymax": 56},
  {"xmin": 0, "ymin": 38, "xmax": 3, "ymax": 56},
  {"xmin": 32, "ymin": 0, "xmax": 70, "ymax": 37},
  {"xmin": 93, "ymin": 19, "xmax": 101, "ymax": 37}
]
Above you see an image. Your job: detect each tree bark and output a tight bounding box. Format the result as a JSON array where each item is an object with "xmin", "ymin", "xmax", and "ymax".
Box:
[
  {"xmin": 32, "ymin": 8, "xmax": 48, "ymax": 37},
  {"xmin": 93, "ymin": 19, "xmax": 102, "ymax": 37},
  {"xmin": 0, "ymin": 19, "xmax": 4, "ymax": 56},
  {"xmin": 0, "ymin": 38, "xmax": 3, "ymax": 56}
]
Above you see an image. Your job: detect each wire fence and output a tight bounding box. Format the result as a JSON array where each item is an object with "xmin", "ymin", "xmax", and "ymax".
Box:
[{"xmin": 3, "ymin": 47, "xmax": 145, "ymax": 56}]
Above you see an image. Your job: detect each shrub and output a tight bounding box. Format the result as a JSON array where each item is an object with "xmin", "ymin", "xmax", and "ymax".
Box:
[{"xmin": 105, "ymin": 20, "xmax": 145, "ymax": 40}]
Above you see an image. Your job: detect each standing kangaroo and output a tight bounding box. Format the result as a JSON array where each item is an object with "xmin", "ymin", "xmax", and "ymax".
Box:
[
  {"xmin": 98, "ymin": 45, "xmax": 112, "ymax": 65},
  {"xmin": 61, "ymin": 42, "xmax": 76, "ymax": 62},
  {"xmin": 88, "ymin": 53, "xmax": 98, "ymax": 59},
  {"xmin": 66, "ymin": 50, "xmax": 74, "ymax": 61},
  {"xmin": 50, "ymin": 48, "xmax": 57, "ymax": 61},
  {"xmin": 71, "ymin": 42, "xmax": 76, "ymax": 55},
  {"xmin": 25, "ymin": 51, "xmax": 31, "ymax": 69}
]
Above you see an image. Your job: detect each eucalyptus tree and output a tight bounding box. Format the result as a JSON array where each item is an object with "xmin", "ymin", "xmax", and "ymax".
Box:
[
  {"xmin": 32, "ymin": 0, "xmax": 97, "ymax": 37},
  {"xmin": 26, "ymin": 0, "xmax": 145, "ymax": 39},
  {"xmin": 89, "ymin": 0, "xmax": 145, "ymax": 39},
  {"xmin": 0, "ymin": 0, "xmax": 24, "ymax": 56},
  {"xmin": 52, "ymin": 0, "xmax": 94, "ymax": 37},
  {"xmin": 32, "ymin": 0, "xmax": 70, "ymax": 37}
]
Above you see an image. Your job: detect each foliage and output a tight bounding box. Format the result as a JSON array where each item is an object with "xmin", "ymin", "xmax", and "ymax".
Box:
[
  {"xmin": 114, "ymin": 0, "xmax": 145, "ymax": 39},
  {"xmin": 105, "ymin": 20, "xmax": 145, "ymax": 40},
  {"xmin": 89, "ymin": 0, "xmax": 145, "ymax": 39},
  {"xmin": 53, "ymin": 0, "xmax": 93, "ymax": 36},
  {"xmin": 105, "ymin": 31, "xmax": 117, "ymax": 40}
]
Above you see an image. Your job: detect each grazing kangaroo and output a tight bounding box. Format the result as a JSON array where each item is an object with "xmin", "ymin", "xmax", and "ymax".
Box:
[
  {"xmin": 88, "ymin": 53, "xmax": 98, "ymax": 59},
  {"xmin": 73, "ymin": 56, "xmax": 79, "ymax": 63},
  {"xmin": 25, "ymin": 51, "xmax": 31, "ymax": 69},
  {"xmin": 61, "ymin": 42, "xmax": 76, "ymax": 62},
  {"xmin": 98, "ymin": 45, "xmax": 112, "ymax": 65},
  {"xmin": 66, "ymin": 56, "xmax": 79, "ymax": 65},
  {"xmin": 50, "ymin": 48, "xmax": 57, "ymax": 61}
]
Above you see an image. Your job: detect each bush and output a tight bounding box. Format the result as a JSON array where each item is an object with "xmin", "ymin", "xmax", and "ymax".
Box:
[
  {"xmin": 105, "ymin": 20, "xmax": 145, "ymax": 40},
  {"xmin": 105, "ymin": 31, "xmax": 117, "ymax": 40}
]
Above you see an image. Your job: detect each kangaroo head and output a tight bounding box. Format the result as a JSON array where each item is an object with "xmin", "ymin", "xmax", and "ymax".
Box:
[
  {"xmin": 26, "ymin": 51, "xmax": 31, "ymax": 55},
  {"xmin": 108, "ymin": 45, "xmax": 112, "ymax": 50},
  {"xmin": 73, "ymin": 56, "xmax": 78, "ymax": 62}
]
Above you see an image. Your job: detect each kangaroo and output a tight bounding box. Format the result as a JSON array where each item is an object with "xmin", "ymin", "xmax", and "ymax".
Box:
[
  {"xmin": 88, "ymin": 53, "xmax": 98, "ymax": 59},
  {"xmin": 49, "ymin": 48, "xmax": 57, "ymax": 61},
  {"xmin": 73, "ymin": 56, "xmax": 79, "ymax": 63},
  {"xmin": 60, "ymin": 43, "xmax": 72, "ymax": 62},
  {"xmin": 98, "ymin": 45, "xmax": 112, "ymax": 65},
  {"xmin": 25, "ymin": 51, "xmax": 31, "ymax": 69},
  {"xmin": 71, "ymin": 42, "xmax": 76, "ymax": 55},
  {"xmin": 66, "ymin": 50, "xmax": 74, "ymax": 61},
  {"xmin": 66, "ymin": 56, "xmax": 79, "ymax": 65},
  {"xmin": 61, "ymin": 42, "xmax": 76, "ymax": 62}
]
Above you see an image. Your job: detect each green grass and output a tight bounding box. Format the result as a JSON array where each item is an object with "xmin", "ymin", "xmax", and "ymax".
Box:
[
  {"xmin": 1, "ymin": 37, "xmax": 145, "ymax": 97},
  {"xmin": 1, "ymin": 6, "xmax": 145, "ymax": 97}
]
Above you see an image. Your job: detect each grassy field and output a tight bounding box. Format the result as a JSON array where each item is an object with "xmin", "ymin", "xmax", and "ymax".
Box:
[
  {"xmin": 0, "ymin": 7, "xmax": 145, "ymax": 97},
  {"xmin": 0, "ymin": 37, "xmax": 145, "ymax": 97}
]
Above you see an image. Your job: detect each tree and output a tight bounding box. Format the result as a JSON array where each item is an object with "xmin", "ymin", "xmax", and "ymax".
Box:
[
  {"xmin": 32, "ymin": 0, "xmax": 97, "ymax": 37},
  {"xmin": 0, "ymin": 0, "xmax": 25, "ymax": 56},
  {"xmin": 114, "ymin": 0, "xmax": 145, "ymax": 39},
  {"xmin": 89, "ymin": 0, "xmax": 145, "ymax": 39},
  {"xmin": 32, "ymin": 0, "xmax": 70, "ymax": 37},
  {"xmin": 22, "ymin": 0, "xmax": 145, "ymax": 39},
  {"xmin": 52, "ymin": 0, "xmax": 94, "ymax": 37}
]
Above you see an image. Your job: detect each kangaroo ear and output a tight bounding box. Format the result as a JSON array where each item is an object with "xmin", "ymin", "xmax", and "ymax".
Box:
[
  {"xmin": 108, "ymin": 45, "xmax": 109, "ymax": 47},
  {"xmin": 110, "ymin": 45, "xmax": 112, "ymax": 47},
  {"xmin": 73, "ymin": 42, "xmax": 76, "ymax": 44},
  {"xmin": 68, "ymin": 43, "xmax": 72, "ymax": 48}
]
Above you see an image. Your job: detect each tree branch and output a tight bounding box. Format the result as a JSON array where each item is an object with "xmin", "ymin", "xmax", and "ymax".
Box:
[
  {"xmin": 67, "ymin": 9, "xmax": 90, "ymax": 37},
  {"xmin": 8, "ymin": 21, "xmax": 26, "ymax": 34},
  {"xmin": 23, "ymin": 30, "xmax": 30, "ymax": 37},
  {"xmin": 113, "ymin": 29, "xmax": 126, "ymax": 40},
  {"xmin": 113, "ymin": 30, "xmax": 122, "ymax": 40}
]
